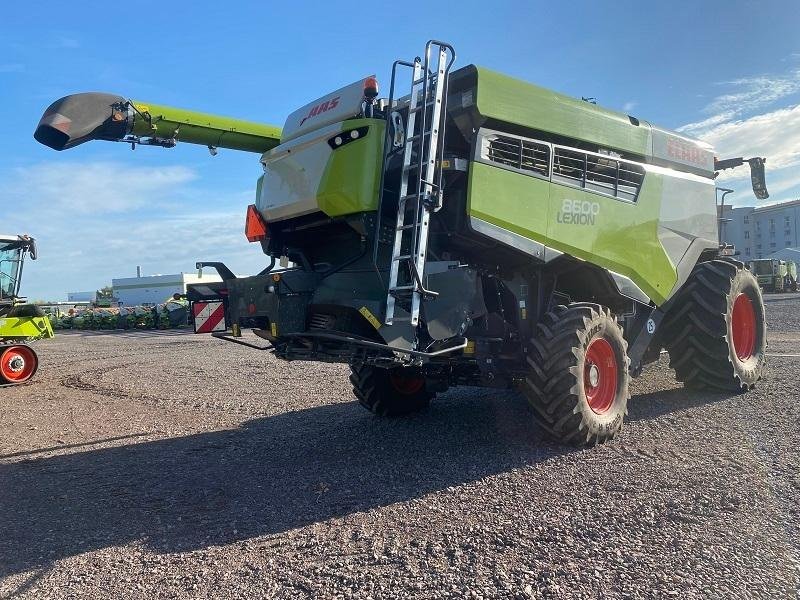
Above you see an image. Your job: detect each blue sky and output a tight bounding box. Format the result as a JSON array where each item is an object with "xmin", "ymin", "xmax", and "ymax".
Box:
[{"xmin": 2, "ymin": 1, "xmax": 800, "ymax": 300}]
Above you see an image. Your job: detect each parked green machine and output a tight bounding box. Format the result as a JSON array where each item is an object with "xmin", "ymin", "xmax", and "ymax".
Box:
[
  {"xmin": 749, "ymin": 259, "xmax": 798, "ymax": 292},
  {"xmin": 35, "ymin": 40, "xmax": 770, "ymax": 445},
  {"xmin": 0, "ymin": 235, "xmax": 53, "ymax": 385}
]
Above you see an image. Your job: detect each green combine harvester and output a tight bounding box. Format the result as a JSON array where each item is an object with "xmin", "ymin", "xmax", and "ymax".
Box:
[
  {"xmin": 748, "ymin": 258, "xmax": 798, "ymax": 292},
  {"xmin": 0, "ymin": 235, "xmax": 54, "ymax": 385},
  {"xmin": 35, "ymin": 40, "xmax": 770, "ymax": 444}
]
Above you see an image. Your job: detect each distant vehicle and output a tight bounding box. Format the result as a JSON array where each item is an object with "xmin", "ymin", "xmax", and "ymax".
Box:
[
  {"xmin": 0, "ymin": 235, "xmax": 54, "ymax": 385},
  {"xmin": 748, "ymin": 259, "xmax": 797, "ymax": 292}
]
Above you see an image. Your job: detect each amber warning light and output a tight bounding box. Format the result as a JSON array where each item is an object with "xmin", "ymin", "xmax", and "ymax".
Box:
[
  {"xmin": 363, "ymin": 76, "xmax": 379, "ymax": 100},
  {"xmin": 245, "ymin": 204, "xmax": 268, "ymax": 242}
]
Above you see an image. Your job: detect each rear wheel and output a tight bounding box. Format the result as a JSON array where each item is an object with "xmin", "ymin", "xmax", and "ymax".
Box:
[
  {"xmin": 522, "ymin": 303, "xmax": 630, "ymax": 446},
  {"xmin": 662, "ymin": 259, "xmax": 766, "ymax": 391},
  {"xmin": 0, "ymin": 344, "xmax": 38, "ymax": 384},
  {"xmin": 350, "ymin": 364, "xmax": 433, "ymax": 417}
]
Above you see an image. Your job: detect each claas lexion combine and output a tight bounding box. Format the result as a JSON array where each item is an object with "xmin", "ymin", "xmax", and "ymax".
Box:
[
  {"xmin": 0, "ymin": 235, "xmax": 54, "ymax": 385},
  {"xmin": 36, "ymin": 41, "xmax": 770, "ymax": 444}
]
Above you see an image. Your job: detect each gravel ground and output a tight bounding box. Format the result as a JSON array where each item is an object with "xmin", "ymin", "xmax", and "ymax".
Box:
[{"xmin": 1, "ymin": 296, "xmax": 799, "ymax": 599}]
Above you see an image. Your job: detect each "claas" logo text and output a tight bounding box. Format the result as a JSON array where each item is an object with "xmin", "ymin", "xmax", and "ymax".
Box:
[{"xmin": 299, "ymin": 97, "xmax": 341, "ymax": 126}]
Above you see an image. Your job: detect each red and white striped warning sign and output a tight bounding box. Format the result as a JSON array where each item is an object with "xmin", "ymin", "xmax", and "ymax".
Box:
[{"xmin": 193, "ymin": 301, "xmax": 226, "ymax": 333}]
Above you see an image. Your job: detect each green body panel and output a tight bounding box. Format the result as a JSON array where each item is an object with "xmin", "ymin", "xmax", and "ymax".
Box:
[
  {"xmin": 318, "ymin": 120, "xmax": 386, "ymax": 217},
  {"xmin": 0, "ymin": 314, "xmax": 54, "ymax": 341},
  {"xmin": 473, "ymin": 67, "xmax": 651, "ymax": 158},
  {"xmin": 130, "ymin": 100, "xmax": 282, "ymax": 153},
  {"xmin": 468, "ymin": 162, "xmax": 552, "ymax": 246},
  {"xmin": 468, "ymin": 163, "xmax": 677, "ymax": 304}
]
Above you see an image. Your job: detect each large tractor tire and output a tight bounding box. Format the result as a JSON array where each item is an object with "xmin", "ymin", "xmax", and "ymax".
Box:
[
  {"xmin": 523, "ymin": 303, "xmax": 630, "ymax": 446},
  {"xmin": 350, "ymin": 364, "xmax": 433, "ymax": 417},
  {"xmin": 662, "ymin": 259, "xmax": 766, "ymax": 391},
  {"xmin": 0, "ymin": 344, "xmax": 39, "ymax": 384}
]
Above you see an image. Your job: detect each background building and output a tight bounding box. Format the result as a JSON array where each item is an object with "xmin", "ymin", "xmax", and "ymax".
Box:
[
  {"xmin": 720, "ymin": 199, "xmax": 800, "ymax": 260},
  {"xmin": 67, "ymin": 291, "xmax": 97, "ymax": 303},
  {"xmin": 112, "ymin": 273, "xmax": 221, "ymax": 306}
]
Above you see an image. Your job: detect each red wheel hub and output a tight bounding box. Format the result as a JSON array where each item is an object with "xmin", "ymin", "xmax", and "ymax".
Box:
[
  {"xmin": 1, "ymin": 345, "xmax": 37, "ymax": 383},
  {"xmin": 389, "ymin": 373, "xmax": 425, "ymax": 395},
  {"xmin": 584, "ymin": 337, "xmax": 618, "ymax": 415},
  {"xmin": 731, "ymin": 293, "xmax": 757, "ymax": 360}
]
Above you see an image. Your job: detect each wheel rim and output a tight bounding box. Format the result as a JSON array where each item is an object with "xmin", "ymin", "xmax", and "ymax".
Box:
[
  {"xmin": 731, "ymin": 293, "xmax": 757, "ymax": 360},
  {"xmin": 1, "ymin": 345, "xmax": 37, "ymax": 383},
  {"xmin": 584, "ymin": 337, "xmax": 618, "ymax": 415},
  {"xmin": 389, "ymin": 373, "xmax": 425, "ymax": 395}
]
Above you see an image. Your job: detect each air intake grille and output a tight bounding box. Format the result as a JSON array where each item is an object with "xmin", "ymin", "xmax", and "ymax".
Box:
[
  {"xmin": 553, "ymin": 147, "xmax": 645, "ymax": 202},
  {"xmin": 487, "ymin": 135, "xmax": 550, "ymax": 178}
]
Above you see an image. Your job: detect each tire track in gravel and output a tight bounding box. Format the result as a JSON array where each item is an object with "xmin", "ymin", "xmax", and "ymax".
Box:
[{"xmin": 58, "ymin": 364, "xmax": 268, "ymax": 417}]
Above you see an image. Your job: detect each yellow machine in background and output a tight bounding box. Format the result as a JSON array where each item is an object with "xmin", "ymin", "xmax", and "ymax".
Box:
[{"xmin": 0, "ymin": 235, "xmax": 53, "ymax": 385}]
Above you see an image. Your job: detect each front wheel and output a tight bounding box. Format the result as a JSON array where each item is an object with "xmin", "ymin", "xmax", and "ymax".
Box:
[
  {"xmin": 662, "ymin": 259, "xmax": 766, "ymax": 391},
  {"xmin": 350, "ymin": 364, "xmax": 433, "ymax": 417},
  {"xmin": 522, "ymin": 303, "xmax": 630, "ymax": 446},
  {"xmin": 0, "ymin": 344, "xmax": 39, "ymax": 384}
]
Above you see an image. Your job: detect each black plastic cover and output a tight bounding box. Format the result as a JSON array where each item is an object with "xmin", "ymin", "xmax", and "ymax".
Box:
[{"xmin": 34, "ymin": 92, "xmax": 130, "ymax": 151}]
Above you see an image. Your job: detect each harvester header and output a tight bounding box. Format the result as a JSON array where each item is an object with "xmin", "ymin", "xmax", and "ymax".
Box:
[{"xmin": 34, "ymin": 92, "xmax": 282, "ymax": 153}]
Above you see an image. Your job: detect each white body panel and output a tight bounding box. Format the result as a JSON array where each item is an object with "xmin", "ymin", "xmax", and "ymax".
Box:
[
  {"xmin": 258, "ymin": 121, "xmax": 342, "ymax": 222},
  {"xmin": 281, "ymin": 77, "xmax": 372, "ymax": 143}
]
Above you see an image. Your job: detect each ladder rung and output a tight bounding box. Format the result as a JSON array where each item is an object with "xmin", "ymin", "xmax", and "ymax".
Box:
[
  {"xmin": 397, "ymin": 223, "xmax": 419, "ymax": 231},
  {"xmin": 391, "ymin": 317, "xmax": 412, "ymax": 322},
  {"xmin": 393, "ymin": 254, "xmax": 412, "ymax": 261},
  {"xmin": 390, "ymin": 285, "xmax": 415, "ymax": 292},
  {"xmin": 406, "ymin": 131, "xmax": 432, "ymax": 143}
]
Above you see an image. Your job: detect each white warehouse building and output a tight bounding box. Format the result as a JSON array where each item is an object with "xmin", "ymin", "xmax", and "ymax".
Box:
[{"xmin": 112, "ymin": 273, "xmax": 221, "ymax": 306}]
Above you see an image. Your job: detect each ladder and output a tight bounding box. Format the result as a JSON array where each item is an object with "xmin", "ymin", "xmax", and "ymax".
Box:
[{"xmin": 383, "ymin": 41, "xmax": 455, "ymax": 328}]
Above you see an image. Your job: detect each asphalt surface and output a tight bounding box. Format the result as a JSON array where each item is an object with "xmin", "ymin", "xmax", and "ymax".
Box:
[{"xmin": 1, "ymin": 295, "xmax": 799, "ymax": 598}]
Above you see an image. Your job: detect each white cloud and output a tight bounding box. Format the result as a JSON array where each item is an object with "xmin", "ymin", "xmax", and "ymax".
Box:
[
  {"xmin": 679, "ymin": 65, "xmax": 800, "ymax": 137},
  {"xmin": 701, "ymin": 105, "xmax": 800, "ymax": 172},
  {"xmin": 1, "ymin": 162, "xmax": 267, "ymax": 300},
  {"xmin": 7, "ymin": 162, "xmax": 197, "ymax": 214},
  {"xmin": 676, "ymin": 60, "xmax": 800, "ymax": 207},
  {"xmin": 706, "ymin": 70, "xmax": 800, "ymax": 116},
  {"xmin": 686, "ymin": 105, "xmax": 800, "ymax": 206},
  {"xmin": 676, "ymin": 111, "xmax": 735, "ymax": 135}
]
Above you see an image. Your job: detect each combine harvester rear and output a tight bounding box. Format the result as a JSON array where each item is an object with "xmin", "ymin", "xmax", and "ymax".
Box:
[
  {"xmin": 35, "ymin": 40, "xmax": 770, "ymax": 445},
  {"xmin": 0, "ymin": 235, "xmax": 53, "ymax": 385}
]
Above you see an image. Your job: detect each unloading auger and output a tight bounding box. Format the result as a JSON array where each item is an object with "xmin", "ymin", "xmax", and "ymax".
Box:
[{"xmin": 35, "ymin": 92, "xmax": 281, "ymax": 153}]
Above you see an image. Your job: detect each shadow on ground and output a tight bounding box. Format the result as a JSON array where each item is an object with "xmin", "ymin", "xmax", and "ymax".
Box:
[{"xmin": 0, "ymin": 383, "xmax": 734, "ymax": 576}]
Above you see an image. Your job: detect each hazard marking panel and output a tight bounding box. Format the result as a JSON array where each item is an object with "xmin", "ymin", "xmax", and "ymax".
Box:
[{"xmin": 193, "ymin": 301, "xmax": 226, "ymax": 333}]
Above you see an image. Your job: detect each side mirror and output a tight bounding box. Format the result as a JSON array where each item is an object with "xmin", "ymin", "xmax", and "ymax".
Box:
[
  {"xmin": 747, "ymin": 157, "xmax": 769, "ymax": 200},
  {"xmin": 714, "ymin": 156, "xmax": 769, "ymax": 201}
]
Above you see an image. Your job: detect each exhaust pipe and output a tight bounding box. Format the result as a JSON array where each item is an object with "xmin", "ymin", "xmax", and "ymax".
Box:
[{"xmin": 34, "ymin": 92, "xmax": 282, "ymax": 153}]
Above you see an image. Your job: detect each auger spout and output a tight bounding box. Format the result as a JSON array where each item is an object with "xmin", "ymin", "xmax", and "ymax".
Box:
[{"xmin": 34, "ymin": 92, "xmax": 282, "ymax": 153}]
